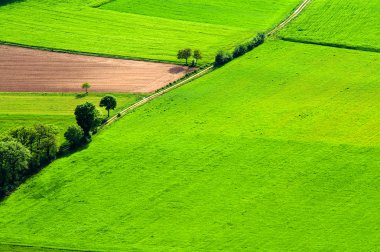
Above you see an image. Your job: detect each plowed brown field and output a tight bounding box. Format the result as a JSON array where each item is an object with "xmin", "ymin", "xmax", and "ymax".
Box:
[{"xmin": 0, "ymin": 45, "xmax": 192, "ymax": 93}]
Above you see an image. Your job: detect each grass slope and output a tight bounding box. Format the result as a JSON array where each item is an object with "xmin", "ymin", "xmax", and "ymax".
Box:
[
  {"xmin": 0, "ymin": 0, "xmax": 300, "ymax": 63},
  {"xmin": 0, "ymin": 93, "xmax": 145, "ymax": 143},
  {"xmin": 279, "ymin": 0, "xmax": 380, "ymax": 50},
  {"xmin": 0, "ymin": 41, "xmax": 379, "ymax": 251}
]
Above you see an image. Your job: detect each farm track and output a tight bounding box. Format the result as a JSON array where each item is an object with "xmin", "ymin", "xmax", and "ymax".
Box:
[
  {"xmin": 267, "ymin": 0, "xmax": 312, "ymax": 37},
  {"xmin": 0, "ymin": 45, "xmax": 192, "ymax": 93}
]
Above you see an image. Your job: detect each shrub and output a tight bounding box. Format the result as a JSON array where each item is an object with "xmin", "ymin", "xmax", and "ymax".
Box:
[
  {"xmin": 0, "ymin": 140, "xmax": 31, "ymax": 196},
  {"xmin": 64, "ymin": 125, "xmax": 84, "ymax": 148},
  {"xmin": 214, "ymin": 50, "xmax": 233, "ymax": 67},
  {"xmin": 10, "ymin": 124, "xmax": 58, "ymax": 169},
  {"xmin": 233, "ymin": 44, "xmax": 248, "ymax": 58}
]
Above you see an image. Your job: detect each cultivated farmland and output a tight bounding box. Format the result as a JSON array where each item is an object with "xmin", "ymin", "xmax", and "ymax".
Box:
[
  {"xmin": 0, "ymin": 41, "xmax": 378, "ymax": 251},
  {"xmin": 0, "ymin": 45, "xmax": 191, "ymax": 93},
  {"xmin": 279, "ymin": 0, "xmax": 380, "ymax": 51},
  {"xmin": 0, "ymin": 0, "xmax": 300, "ymax": 62}
]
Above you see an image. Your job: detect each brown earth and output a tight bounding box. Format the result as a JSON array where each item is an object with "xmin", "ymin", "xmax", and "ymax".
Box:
[{"xmin": 0, "ymin": 45, "xmax": 192, "ymax": 93}]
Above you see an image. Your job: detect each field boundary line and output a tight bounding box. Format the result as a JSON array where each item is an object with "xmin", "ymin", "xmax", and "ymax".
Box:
[
  {"xmin": 0, "ymin": 242, "xmax": 102, "ymax": 252},
  {"xmin": 0, "ymin": 40, "xmax": 182, "ymax": 66},
  {"xmin": 279, "ymin": 37, "xmax": 380, "ymax": 54}
]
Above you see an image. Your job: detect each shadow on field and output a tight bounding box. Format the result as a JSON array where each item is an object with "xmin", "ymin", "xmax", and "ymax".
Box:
[
  {"xmin": 0, "ymin": 0, "xmax": 24, "ymax": 6},
  {"xmin": 168, "ymin": 66, "xmax": 186, "ymax": 74}
]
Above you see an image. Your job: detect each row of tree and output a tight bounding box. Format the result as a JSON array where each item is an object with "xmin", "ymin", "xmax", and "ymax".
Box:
[
  {"xmin": 64, "ymin": 95, "xmax": 117, "ymax": 149},
  {"xmin": 0, "ymin": 94, "xmax": 118, "ymax": 197},
  {"xmin": 177, "ymin": 33, "xmax": 265, "ymax": 67},
  {"xmin": 214, "ymin": 33, "xmax": 266, "ymax": 67},
  {"xmin": 177, "ymin": 48, "xmax": 202, "ymax": 66}
]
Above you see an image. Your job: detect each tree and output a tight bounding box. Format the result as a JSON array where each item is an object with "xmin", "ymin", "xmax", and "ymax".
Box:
[
  {"xmin": 0, "ymin": 140, "xmax": 31, "ymax": 195},
  {"xmin": 10, "ymin": 124, "xmax": 58, "ymax": 168},
  {"xmin": 182, "ymin": 48, "xmax": 192, "ymax": 65},
  {"xmin": 64, "ymin": 125, "xmax": 84, "ymax": 148},
  {"xmin": 81, "ymin": 82, "xmax": 91, "ymax": 94},
  {"xmin": 177, "ymin": 50, "xmax": 185, "ymax": 63},
  {"xmin": 214, "ymin": 50, "xmax": 232, "ymax": 67},
  {"xmin": 177, "ymin": 48, "xmax": 192, "ymax": 65},
  {"xmin": 193, "ymin": 49, "xmax": 202, "ymax": 65},
  {"xmin": 233, "ymin": 44, "xmax": 248, "ymax": 58},
  {"xmin": 75, "ymin": 102, "xmax": 102, "ymax": 138},
  {"xmin": 99, "ymin": 95, "xmax": 117, "ymax": 117}
]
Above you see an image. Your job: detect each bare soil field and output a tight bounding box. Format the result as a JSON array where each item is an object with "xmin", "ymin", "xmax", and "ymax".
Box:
[{"xmin": 0, "ymin": 45, "xmax": 192, "ymax": 93}]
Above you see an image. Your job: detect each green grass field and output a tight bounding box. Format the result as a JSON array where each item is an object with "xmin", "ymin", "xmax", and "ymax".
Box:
[
  {"xmin": 279, "ymin": 0, "xmax": 380, "ymax": 50},
  {"xmin": 0, "ymin": 41, "xmax": 378, "ymax": 251},
  {"xmin": 0, "ymin": 92, "xmax": 146, "ymax": 143},
  {"xmin": 101, "ymin": 0, "xmax": 300, "ymax": 30},
  {"xmin": 0, "ymin": 0, "xmax": 300, "ymax": 63}
]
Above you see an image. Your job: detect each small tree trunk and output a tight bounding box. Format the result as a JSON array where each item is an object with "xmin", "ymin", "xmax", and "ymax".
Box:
[
  {"xmin": 186, "ymin": 58, "xmax": 188, "ymax": 65},
  {"xmin": 108, "ymin": 109, "xmax": 110, "ymax": 117}
]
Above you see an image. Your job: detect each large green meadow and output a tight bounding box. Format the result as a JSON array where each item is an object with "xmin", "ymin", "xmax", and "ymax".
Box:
[
  {"xmin": 0, "ymin": 92, "xmax": 145, "ymax": 142},
  {"xmin": 279, "ymin": 0, "xmax": 380, "ymax": 50},
  {"xmin": 0, "ymin": 41, "xmax": 378, "ymax": 250},
  {"xmin": 0, "ymin": 0, "xmax": 300, "ymax": 63}
]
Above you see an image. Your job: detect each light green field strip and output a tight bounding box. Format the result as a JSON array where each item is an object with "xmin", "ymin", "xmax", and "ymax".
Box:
[
  {"xmin": 0, "ymin": 93, "xmax": 146, "ymax": 142},
  {"xmin": 0, "ymin": 41, "xmax": 379, "ymax": 251},
  {"xmin": 101, "ymin": 0, "xmax": 300, "ymax": 30},
  {"xmin": 0, "ymin": 0, "xmax": 300, "ymax": 63},
  {"xmin": 279, "ymin": 0, "xmax": 380, "ymax": 50}
]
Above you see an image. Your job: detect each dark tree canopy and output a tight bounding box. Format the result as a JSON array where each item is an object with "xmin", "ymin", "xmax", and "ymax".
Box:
[
  {"xmin": 99, "ymin": 95, "xmax": 117, "ymax": 117},
  {"xmin": 10, "ymin": 124, "xmax": 58, "ymax": 168},
  {"xmin": 75, "ymin": 102, "xmax": 102, "ymax": 138},
  {"xmin": 64, "ymin": 125, "xmax": 84, "ymax": 148},
  {"xmin": 193, "ymin": 50, "xmax": 202, "ymax": 61},
  {"xmin": 177, "ymin": 48, "xmax": 192, "ymax": 65},
  {"xmin": 0, "ymin": 140, "xmax": 31, "ymax": 195}
]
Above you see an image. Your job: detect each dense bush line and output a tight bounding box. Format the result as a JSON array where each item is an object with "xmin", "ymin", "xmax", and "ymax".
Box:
[
  {"xmin": 0, "ymin": 95, "xmax": 119, "ymax": 198},
  {"xmin": 215, "ymin": 33, "xmax": 265, "ymax": 67},
  {"xmin": 0, "ymin": 124, "xmax": 58, "ymax": 197}
]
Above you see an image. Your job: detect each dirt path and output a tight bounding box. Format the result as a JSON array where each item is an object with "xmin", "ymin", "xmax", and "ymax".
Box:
[
  {"xmin": 267, "ymin": 0, "xmax": 312, "ymax": 37},
  {"xmin": 0, "ymin": 45, "xmax": 192, "ymax": 93}
]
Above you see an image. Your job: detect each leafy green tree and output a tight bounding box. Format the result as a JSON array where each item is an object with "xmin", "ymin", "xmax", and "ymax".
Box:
[
  {"xmin": 182, "ymin": 48, "xmax": 192, "ymax": 65},
  {"xmin": 214, "ymin": 50, "xmax": 232, "ymax": 67},
  {"xmin": 75, "ymin": 102, "xmax": 102, "ymax": 138},
  {"xmin": 81, "ymin": 82, "xmax": 91, "ymax": 94},
  {"xmin": 10, "ymin": 125, "xmax": 58, "ymax": 168},
  {"xmin": 177, "ymin": 50, "xmax": 185, "ymax": 63},
  {"xmin": 64, "ymin": 125, "xmax": 84, "ymax": 148},
  {"xmin": 0, "ymin": 140, "xmax": 31, "ymax": 195},
  {"xmin": 177, "ymin": 48, "xmax": 192, "ymax": 65},
  {"xmin": 193, "ymin": 49, "xmax": 202, "ymax": 65},
  {"xmin": 100, "ymin": 95, "xmax": 117, "ymax": 117}
]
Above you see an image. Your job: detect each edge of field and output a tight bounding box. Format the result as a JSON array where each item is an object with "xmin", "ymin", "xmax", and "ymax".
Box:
[{"xmin": 0, "ymin": 40, "xmax": 183, "ymax": 66}]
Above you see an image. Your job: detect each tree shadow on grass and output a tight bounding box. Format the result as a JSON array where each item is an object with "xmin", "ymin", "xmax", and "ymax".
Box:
[{"xmin": 0, "ymin": 0, "xmax": 24, "ymax": 7}]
